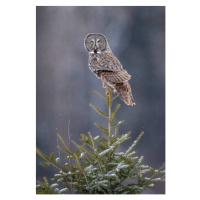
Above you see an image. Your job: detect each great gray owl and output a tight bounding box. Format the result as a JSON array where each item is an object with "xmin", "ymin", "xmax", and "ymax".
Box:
[{"xmin": 84, "ymin": 33, "xmax": 135, "ymax": 106}]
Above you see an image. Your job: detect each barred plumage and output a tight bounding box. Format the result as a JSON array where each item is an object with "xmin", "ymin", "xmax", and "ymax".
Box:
[{"xmin": 84, "ymin": 33, "xmax": 135, "ymax": 106}]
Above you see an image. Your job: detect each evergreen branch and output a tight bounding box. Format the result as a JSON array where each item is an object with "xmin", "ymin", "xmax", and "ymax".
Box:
[
  {"xmin": 99, "ymin": 186, "xmax": 110, "ymax": 194},
  {"xmin": 87, "ymin": 132, "xmax": 96, "ymax": 153},
  {"xmin": 148, "ymin": 165, "xmax": 165, "ymax": 181},
  {"xmin": 97, "ymin": 135, "xmax": 109, "ymax": 143},
  {"xmin": 49, "ymin": 152, "xmax": 55, "ymax": 163},
  {"xmin": 43, "ymin": 177, "xmax": 49, "ymax": 186},
  {"xmin": 37, "ymin": 180, "xmax": 46, "ymax": 188},
  {"xmin": 159, "ymin": 170, "xmax": 165, "ymax": 174},
  {"xmin": 83, "ymin": 141, "xmax": 95, "ymax": 151},
  {"xmin": 112, "ymin": 132, "xmax": 131, "ymax": 146},
  {"xmin": 39, "ymin": 162, "xmax": 50, "ymax": 166},
  {"xmin": 94, "ymin": 122, "xmax": 109, "ymax": 136},
  {"xmin": 92, "ymin": 90, "xmax": 107, "ymax": 100},
  {"xmin": 87, "ymin": 132, "xmax": 104, "ymax": 175},
  {"xmin": 89, "ymin": 103, "xmax": 108, "ymax": 118},
  {"xmin": 79, "ymin": 134, "xmax": 95, "ymax": 151},
  {"xmin": 142, "ymin": 165, "xmax": 165, "ymax": 187},
  {"xmin": 125, "ymin": 131, "xmax": 144, "ymax": 156},
  {"xmin": 37, "ymin": 180, "xmax": 69, "ymax": 194},
  {"xmin": 113, "ymin": 127, "xmax": 118, "ymax": 138},
  {"xmin": 98, "ymin": 146, "xmax": 115, "ymax": 157},
  {"xmin": 135, "ymin": 156, "xmax": 144, "ymax": 167},
  {"xmin": 127, "ymin": 151, "xmax": 137, "ymax": 157},
  {"xmin": 36, "ymin": 147, "xmax": 50, "ymax": 162},
  {"xmin": 106, "ymin": 91, "xmax": 113, "ymax": 108},
  {"xmin": 96, "ymin": 140, "xmax": 108, "ymax": 150},
  {"xmin": 79, "ymin": 133, "xmax": 89, "ymax": 143},
  {"xmin": 94, "ymin": 136, "xmax": 109, "ymax": 152},
  {"xmin": 57, "ymin": 146, "xmax": 70, "ymax": 156},
  {"xmin": 37, "ymin": 177, "xmax": 64, "ymax": 194},
  {"xmin": 73, "ymin": 154, "xmax": 91, "ymax": 192},
  {"xmin": 128, "ymin": 184, "xmax": 140, "ymax": 194},
  {"xmin": 72, "ymin": 140, "xmax": 96, "ymax": 160},
  {"xmin": 56, "ymin": 133, "xmax": 72, "ymax": 154},
  {"xmin": 109, "ymin": 104, "xmax": 121, "ymax": 124},
  {"xmin": 111, "ymin": 120, "xmax": 124, "ymax": 128},
  {"xmin": 96, "ymin": 141, "xmax": 108, "ymax": 150},
  {"xmin": 112, "ymin": 94, "xmax": 119, "ymax": 101},
  {"xmin": 36, "ymin": 147, "xmax": 62, "ymax": 171}
]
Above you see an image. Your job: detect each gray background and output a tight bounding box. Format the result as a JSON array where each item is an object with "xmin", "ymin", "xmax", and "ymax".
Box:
[{"xmin": 36, "ymin": 6, "xmax": 165, "ymax": 194}]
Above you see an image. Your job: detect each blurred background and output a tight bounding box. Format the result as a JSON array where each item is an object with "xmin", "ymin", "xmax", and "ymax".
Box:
[{"xmin": 36, "ymin": 6, "xmax": 165, "ymax": 194}]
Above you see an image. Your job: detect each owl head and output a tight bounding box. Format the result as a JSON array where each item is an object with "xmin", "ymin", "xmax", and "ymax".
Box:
[{"xmin": 84, "ymin": 33, "xmax": 108, "ymax": 54}]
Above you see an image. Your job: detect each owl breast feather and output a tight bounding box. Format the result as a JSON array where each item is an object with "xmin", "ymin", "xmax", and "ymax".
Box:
[{"xmin": 89, "ymin": 52, "xmax": 122, "ymax": 73}]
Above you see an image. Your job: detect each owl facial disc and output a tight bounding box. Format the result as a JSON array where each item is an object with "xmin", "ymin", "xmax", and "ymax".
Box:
[{"xmin": 84, "ymin": 33, "xmax": 107, "ymax": 54}]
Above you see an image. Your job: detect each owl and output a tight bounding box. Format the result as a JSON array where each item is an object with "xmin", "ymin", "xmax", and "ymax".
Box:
[{"xmin": 84, "ymin": 33, "xmax": 135, "ymax": 106}]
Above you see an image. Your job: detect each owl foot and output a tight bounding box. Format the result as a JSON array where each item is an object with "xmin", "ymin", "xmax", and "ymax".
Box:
[{"xmin": 105, "ymin": 87, "xmax": 114, "ymax": 95}]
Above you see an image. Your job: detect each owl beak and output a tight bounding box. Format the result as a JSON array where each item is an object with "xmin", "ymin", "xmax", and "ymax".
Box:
[{"xmin": 94, "ymin": 46, "xmax": 97, "ymax": 53}]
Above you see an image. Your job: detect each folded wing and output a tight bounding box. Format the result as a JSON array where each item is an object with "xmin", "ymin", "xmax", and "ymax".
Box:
[{"xmin": 100, "ymin": 70, "xmax": 131, "ymax": 83}]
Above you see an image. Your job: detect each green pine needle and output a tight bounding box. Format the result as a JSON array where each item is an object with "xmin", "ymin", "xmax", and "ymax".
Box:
[
  {"xmin": 92, "ymin": 90, "xmax": 107, "ymax": 100},
  {"xmin": 125, "ymin": 131, "xmax": 144, "ymax": 155},
  {"xmin": 111, "ymin": 120, "xmax": 124, "ymax": 127},
  {"xmin": 36, "ymin": 147, "xmax": 50, "ymax": 162},
  {"xmin": 111, "ymin": 94, "xmax": 119, "ymax": 101},
  {"xmin": 39, "ymin": 162, "xmax": 50, "ymax": 166},
  {"xmin": 49, "ymin": 152, "xmax": 55, "ymax": 163},
  {"xmin": 89, "ymin": 103, "xmax": 108, "ymax": 118},
  {"xmin": 94, "ymin": 122, "xmax": 109, "ymax": 136},
  {"xmin": 109, "ymin": 104, "xmax": 121, "ymax": 123},
  {"xmin": 72, "ymin": 140, "xmax": 96, "ymax": 160}
]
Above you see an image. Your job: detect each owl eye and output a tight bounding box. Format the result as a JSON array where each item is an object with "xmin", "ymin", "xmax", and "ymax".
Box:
[
  {"xmin": 98, "ymin": 41, "xmax": 101, "ymax": 44},
  {"xmin": 91, "ymin": 41, "xmax": 94, "ymax": 45}
]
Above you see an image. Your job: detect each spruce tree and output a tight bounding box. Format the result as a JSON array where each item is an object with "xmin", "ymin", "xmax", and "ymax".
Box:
[{"xmin": 36, "ymin": 90, "xmax": 165, "ymax": 194}]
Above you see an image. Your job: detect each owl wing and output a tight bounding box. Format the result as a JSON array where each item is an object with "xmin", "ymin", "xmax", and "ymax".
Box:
[
  {"xmin": 100, "ymin": 69, "xmax": 131, "ymax": 83},
  {"xmin": 98, "ymin": 53, "xmax": 123, "ymax": 72}
]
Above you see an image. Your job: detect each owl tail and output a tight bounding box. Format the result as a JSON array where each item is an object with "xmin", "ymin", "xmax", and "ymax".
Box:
[{"xmin": 115, "ymin": 81, "xmax": 136, "ymax": 106}]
